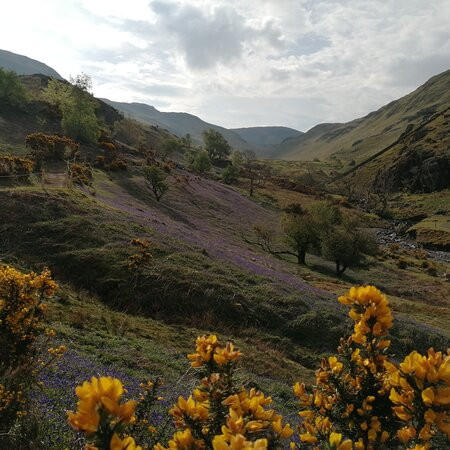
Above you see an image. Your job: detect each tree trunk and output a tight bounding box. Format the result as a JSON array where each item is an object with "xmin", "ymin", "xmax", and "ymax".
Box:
[
  {"xmin": 336, "ymin": 260, "xmax": 347, "ymax": 277},
  {"xmin": 297, "ymin": 247, "xmax": 306, "ymax": 265}
]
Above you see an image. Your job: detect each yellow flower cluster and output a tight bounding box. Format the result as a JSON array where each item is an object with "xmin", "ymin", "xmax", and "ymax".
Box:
[
  {"xmin": 63, "ymin": 287, "xmax": 448, "ymax": 450},
  {"xmin": 187, "ymin": 335, "xmax": 242, "ymax": 368},
  {"xmin": 338, "ymin": 285, "xmax": 393, "ymax": 345},
  {"xmin": 154, "ymin": 428, "xmax": 205, "ymax": 449},
  {"xmin": 386, "ymin": 348, "xmax": 450, "ymax": 446},
  {"xmin": 219, "ymin": 388, "xmax": 293, "ymax": 441},
  {"xmin": 68, "ymin": 377, "xmax": 136, "ymax": 434},
  {"xmin": 0, "ymin": 265, "xmax": 58, "ymax": 431},
  {"xmin": 0, "ymin": 265, "xmax": 57, "ymax": 344}
]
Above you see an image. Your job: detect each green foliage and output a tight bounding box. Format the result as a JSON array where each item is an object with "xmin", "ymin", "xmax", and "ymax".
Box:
[
  {"xmin": 190, "ymin": 150, "xmax": 212, "ymax": 173},
  {"xmin": 222, "ymin": 164, "xmax": 239, "ymax": 184},
  {"xmin": 282, "ymin": 209, "xmax": 319, "ymax": 265},
  {"xmin": 113, "ymin": 118, "xmax": 144, "ymax": 147},
  {"xmin": 43, "ymin": 74, "xmax": 100, "ymax": 143},
  {"xmin": 202, "ymin": 129, "xmax": 232, "ymax": 161},
  {"xmin": 321, "ymin": 221, "xmax": 378, "ymax": 276},
  {"xmin": 144, "ymin": 165, "xmax": 169, "ymax": 202},
  {"xmin": 159, "ymin": 137, "xmax": 181, "ymax": 160},
  {"xmin": 231, "ymin": 150, "xmax": 244, "ymax": 168},
  {"xmin": 0, "ymin": 67, "xmax": 28, "ymax": 108}
]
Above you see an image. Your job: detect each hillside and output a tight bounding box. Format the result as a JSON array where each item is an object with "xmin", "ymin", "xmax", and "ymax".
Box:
[
  {"xmin": 0, "ymin": 48, "xmax": 62, "ymax": 79},
  {"xmin": 231, "ymin": 126, "xmax": 303, "ymax": 156},
  {"xmin": 102, "ymin": 99, "xmax": 253, "ymax": 151},
  {"xmin": 277, "ymin": 69, "xmax": 450, "ymax": 163}
]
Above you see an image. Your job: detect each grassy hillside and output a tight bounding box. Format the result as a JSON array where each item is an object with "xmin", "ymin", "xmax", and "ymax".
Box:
[
  {"xmin": 0, "ymin": 48, "xmax": 62, "ymax": 79},
  {"xmin": 102, "ymin": 99, "xmax": 252, "ymax": 151},
  {"xmin": 277, "ymin": 69, "xmax": 450, "ymax": 163},
  {"xmin": 231, "ymin": 126, "xmax": 303, "ymax": 156}
]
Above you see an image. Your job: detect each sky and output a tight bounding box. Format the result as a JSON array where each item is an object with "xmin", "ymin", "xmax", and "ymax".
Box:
[{"xmin": 1, "ymin": 0, "xmax": 449, "ymax": 131}]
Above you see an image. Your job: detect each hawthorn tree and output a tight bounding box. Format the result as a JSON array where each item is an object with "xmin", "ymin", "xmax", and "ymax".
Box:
[
  {"xmin": 144, "ymin": 165, "xmax": 169, "ymax": 202},
  {"xmin": 202, "ymin": 129, "xmax": 231, "ymax": 161}
]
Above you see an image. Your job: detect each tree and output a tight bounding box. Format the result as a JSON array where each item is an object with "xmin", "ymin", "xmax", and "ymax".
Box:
[
  {"xmin": 144, "ymin": 165, "xmax": 169, "ymax": 202},
  {"xmin": 222, "ymin": 164, "xmax": 239, "ymax": 184},
  {"xmin": 230, "ymin": 150, "xmax": 244, "ymax": 168},
  {"xmin": 321, "ymin": 220, "xmax": 378, "ymax": 276},
  {"xmin": 240, "ymin": 151, "xmax": 264, "ymax": 196},
  {"xmin": 281, "ymin": 201, "xmax": 341, "ymax": 265},
  {"xmin": 202, "ymin": 129, "xmax": 231, "ymax": 160},
  {"xmin": 0, "ymin": 68, "xmax": 28, "ymax": 108},
  {"xmin": 189, "ymin": 150, "xmax": 211, "ymax": 173},
  {"xmin": 159, "ymin": 138, "xmax": 181, "ymax": 161},
  {"xmin": 282, "ymin": 210, "xmax": 319, "ymax": 264},
  {"xmin": 43, "ymin": 74, "xmax": 100, "ymax": 143}
]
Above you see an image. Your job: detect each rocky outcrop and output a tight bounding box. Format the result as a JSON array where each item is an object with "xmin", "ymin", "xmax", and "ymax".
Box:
[{"xmin": 380, "ymin": 147, "xmax": 450, "ymax": 193}]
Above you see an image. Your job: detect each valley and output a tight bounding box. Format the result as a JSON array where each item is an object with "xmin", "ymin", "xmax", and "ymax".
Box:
[{"xmin": 0, "ymin": 48, "xmax": 448, "ymax": 449}]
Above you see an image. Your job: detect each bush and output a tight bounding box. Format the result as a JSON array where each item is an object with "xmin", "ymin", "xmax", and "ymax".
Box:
[
  {"xmin": 190, "ymin": 150, "xmax": 212, "ymax": 174},
  {"xmin": 25, "ymin": 132, "xmax": 78, "ymax": 169},
  {"xmin": 0, "ymin": 68, "xmax": 28, "ymax": 108},
  {"xmin": 144, "ymin": 165, "xmax": 169, "ymax": 201},
  {"xmin": 0, "ymin": 154, "xmax": 33, "ymax": 180},
  {"xmin": 222, "ymin": 164, "xmax": 239, "ymax": 184},
  {"xmin": 65, "ymin": 286, "xmax": 449, "ymax": 449},
  {"xmin": 68, "ymin": 162, "xmax": 93, "ymax": 186},
  {"xmin": 0, "ymin": 266, "xmax": 64, "ymax": 438}
]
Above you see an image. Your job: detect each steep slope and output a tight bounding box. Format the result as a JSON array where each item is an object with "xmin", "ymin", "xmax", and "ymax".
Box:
[
  {"xmin": 0, "ymin": 49, "xmax": 62, "ymax": 79},
  {"xmin": 231, "ymin": 126, "xmax": 303, "ymax": 156},
  {"xmin": 277, "ymin": 69, "xmax": 450, "ymax": 162},
  {"xmin": 102, "ymin": 99, "xmax": 252, "ymax": 151}
]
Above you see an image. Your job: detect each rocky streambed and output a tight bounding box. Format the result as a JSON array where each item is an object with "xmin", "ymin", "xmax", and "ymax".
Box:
[{"xmin": 375, "ymin": 221, "xmax": 450, "ymax": 264}]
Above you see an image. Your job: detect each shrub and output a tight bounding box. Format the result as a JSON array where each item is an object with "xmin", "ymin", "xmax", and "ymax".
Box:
[
  {"xmin": 25, "ymin": 132, "xmax": 78, "ymax": 169},
  {"xmin": 190, "ymin": 150, "xmax": 212, "ymax": 174},
  {"xmin": 222, "ymin": 164, "xmax": 239, "ymax": 184},
  {"xmin": 0, "ymin": 266, "xmax": 63, "ymax": 437},
  {"xmin": 144, "ymin": 165, "xmax": 169, "ymax": 202},
  {"xmin": 397, "ymin": 259, "xmax": 408, "ymax": 269},
  {"xmin": 68, "ymin": 162, "xmax": 93, "ymax": 186},
  {"xmin": 0, "ymin": 68, "xmax": 28, "ymax": 108},
  {"xmin": 66, "ymin": 286, "xmax": 449, "ymax": 449},
  {"xmin": 109, "ymin": 159, "xmax": 128, "ymax": 171},
  {"xmin": 0, "ymin": 154, "xmax": 33, "ymax": 180}
]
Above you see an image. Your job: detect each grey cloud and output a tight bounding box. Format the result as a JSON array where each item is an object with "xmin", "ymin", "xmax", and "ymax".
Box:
[{"xmin": 148, "ymin": 0, "xmax": 282, "ymax": 70}]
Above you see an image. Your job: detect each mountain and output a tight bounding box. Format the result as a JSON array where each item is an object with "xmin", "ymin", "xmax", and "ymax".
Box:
[
  {"xmin": 276, "ymin": 69, "xmax": 450, "ymax": 162},
  {"xmin": 231, "ymin": 126, "xmax": 303, "ymax": 156},
  {"xmin": 102, "ymin": 99, "xmax": 252, "ymax": 151},
  {"xmin": 0, "ymin": 49, "xmax": 62, "ymax": 79}
]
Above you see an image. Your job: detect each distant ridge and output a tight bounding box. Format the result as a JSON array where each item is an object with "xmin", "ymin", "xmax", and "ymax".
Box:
[
  {"xmin": 0, "ymin": 49, "xmax": 62, "ymax": 79},
  {"xmin": 275, "ymin": 69, "xmax": 450, "ymax": 162},
  {"xmin": 102, "ymin": 99, "xmax": 253, "ymax": 151},
  {"xmin": 231, "ymin": 126, "xmax": 303, "ymax": 156}
]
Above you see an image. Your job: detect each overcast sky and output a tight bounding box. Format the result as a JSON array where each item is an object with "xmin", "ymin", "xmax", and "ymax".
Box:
[{"xmin": 1, "ymin": 0, "xmax": 449, "ymax": 131}]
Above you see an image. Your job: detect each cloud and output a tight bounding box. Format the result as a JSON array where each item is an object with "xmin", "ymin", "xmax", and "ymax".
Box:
[
  {"xmin": 1, "ymin": 0, "xmax": 449, "ymax": 130},
  {"xmin": 148, "ymin": 0, "xmax": 282, "ymax": 70}
]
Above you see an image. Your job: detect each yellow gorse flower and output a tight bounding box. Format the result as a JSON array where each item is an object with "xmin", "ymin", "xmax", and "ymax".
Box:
[
  {"xmin": 188, "ymin": 335, "xmax": 242, "ymax": 368},
  {"xmin": 68, "ymin": 376, "xmax": 137, "ymax": 433},
  {"xmin": 338, "ymin": 285, "xmax": 393, "ymax": 344}
]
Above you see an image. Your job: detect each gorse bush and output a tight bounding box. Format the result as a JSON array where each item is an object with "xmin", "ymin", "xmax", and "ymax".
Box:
[
  {"xmin": 64, "ymin": 286, "xmax": 449, "ymax": 449},
  {"xmin": 0, "ymin": 266, "xmax": 64, "ymax": 439},
  {"xmin": 25, "ymin": 132, "xmax": 79, "ymax": 169},
  {"xmin": 1, "ymin": 266, "xmax": 448, "ymax": 449},
  {"xmin": 0, "ymin": 154, "xmax": 33, "ymax": 178}
]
